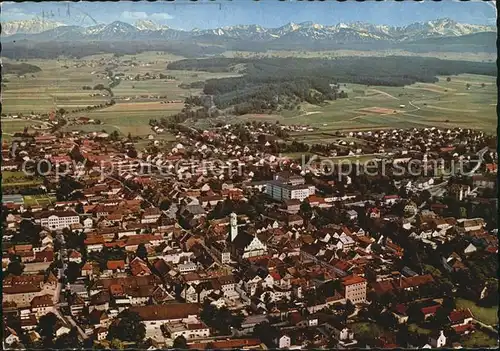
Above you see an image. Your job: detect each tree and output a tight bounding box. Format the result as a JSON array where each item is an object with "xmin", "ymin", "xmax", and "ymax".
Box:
[
  {"xmin": 75, "ymin": 202, "xmax": 84, "ymax": 214},
  {"xmin": 126, "ymin": 148, "xmax": 138, "ymax": 158},
  {"xmin": 252, "ymin": 322, "xmax": 278, "ymax": 347},
  {"xmin": 299, "ymin": 202, "xmax": 313, "ymax": 223},
  {"xmin": 135, "ymin": 243, "xmax": 148, "ymax": 260},
  {"xmin": 172, "ymin": 335, "xmax": 188, "ymax": 349},
  {"xmin": 110, "ymin": 130, "xmax": 120, "ymax": 141},
  {"xmin": 159, "ymin": 199, "xmax": 171, "ymax": 211},
  {"xmin": 345, "ymin": 299, "xmax": 356, "ymax": 316},
  {"xmin": 38, "ymin": 312, "xmax": 58, "ymax": 340},
  {"xmin": 54, "ymin": 327, "xmax": 81, "ymax": 350},
  {"xmin": 109, "ymin": 339, "xmax": 125, "ymax": 350},
  {"xmin": 6, "ymin": 259, "xmax": 25, "ymax": 276},
  {"xmin": 107, "ymin": 310, "xmax": 145, "ymax": 342},
  {"xmin": 65, "ymin": 262, "xmax": 81, "ymax": 284},
  {"xmin": 408, "ymin": 306, "xmax": 425, "ymax": 324},
  {"xmin": 396, "ymin": 324, "xmax": 410, "ymax": 347}
]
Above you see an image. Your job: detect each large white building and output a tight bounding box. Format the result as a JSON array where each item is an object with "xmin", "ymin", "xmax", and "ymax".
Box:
[
  {"xmin": 165, "ymin": 321, "xmax": 210, "ymax": 340},
  {"xmin": 342, "ymin": 276, "xmax": 367, "ymax": 304},
  {"xmin": 265, "ymin": 180, "xmax": 315, "ymax": 202},
  {"xmin": 229, "ymin": 212, "xmax": 267, "ymax": 259},
  {"xmin": 34, "ymin": 210, "xmax": 80, "ymax": 230}
]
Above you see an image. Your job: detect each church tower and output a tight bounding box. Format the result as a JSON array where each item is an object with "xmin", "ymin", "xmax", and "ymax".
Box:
[{"xmin": 230, "ymin": 212, "xmax": 238, "ymax": 242}]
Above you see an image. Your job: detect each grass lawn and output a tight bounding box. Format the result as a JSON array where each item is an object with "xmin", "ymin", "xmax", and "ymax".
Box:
[
  {"xmin": 461, "ymin": 330, "xmax": 498, "ymax": 348},
  {"xmin": 408, "ymin": 323, "xmax": 432, "ymax": 335},
  {"xmin": 2, "ymin": 171, "xmax": 43, "ymax": 187},
  {"xmin": 3, "ymin": 54, "xmax": 495, "ymax": 139},
  {"xmin": 351, "ymin": 322, "xmax": 386, "ymax": 340},
  {"xmin": 23, "ymin": 194, "xmax": 57, "ymax": 207},
  {"xmin": 272, "ymin": 74, "xmax": 496, "ymax": 132},
  {"xmin": 456, "ymin": 298, "xmax": 499, "ymax": 326}
]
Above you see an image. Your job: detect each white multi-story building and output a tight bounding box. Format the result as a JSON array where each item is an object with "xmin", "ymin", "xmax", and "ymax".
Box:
[
  {"xmin": 265, "ymin": 180, "xmax": 315, "ymax": 202},
  {"xmin": 342, "ymin": 276, "xmax": 367, "ymax": 304},
  {"xmin": 165, "ymin": 320, "xmax": 210, "ymax": 340},
  {"xmin": 34, "ymin": 210, "xmax": 80, "ymax": 230}
]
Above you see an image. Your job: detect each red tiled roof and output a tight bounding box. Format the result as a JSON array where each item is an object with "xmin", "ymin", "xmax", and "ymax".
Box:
[
  {"xmin": 106, "ymin": 260, "xmax": 125, "ymax": 271},
  {"xmin": 341, "ymin": 275, "xmax": 366, "ymax": 286},
  {"xmin": 421, "ymin": 305, "xmax": 440, "ymax": 316},
  {"xmin": 453, "ymin": 323, "xmax": 474, "ymax": 334},
  {"xmin": 449, "ymin": 309, "xmax": 473, "ymax": 324},
  {"xmin": 188, "ymin": 338, "xmax": 261, "ymax": 349}
]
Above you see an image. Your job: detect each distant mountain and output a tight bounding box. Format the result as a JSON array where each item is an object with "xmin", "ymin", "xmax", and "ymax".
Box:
[
  {"xmin": 134, "ymin": 19, "xmax": 169, "ymax": 31},
  {"xmin": 1, "ymin": 19, "xmax": 65, "ymax": 36},
  {"xmin": 2, "ymin": 18, "xmax": 494, "ymax": 43},
  {"xmin": 399, "ymin": 31, "xmax": 497, "ymax": 53}
]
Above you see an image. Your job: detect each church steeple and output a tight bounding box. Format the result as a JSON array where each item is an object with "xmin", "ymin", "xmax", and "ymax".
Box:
[{"xmin": 230, "ymin": 212, "xmax": 238, "ymax": 242}]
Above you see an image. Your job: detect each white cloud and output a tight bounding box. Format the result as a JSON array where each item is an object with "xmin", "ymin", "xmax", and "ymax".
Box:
[
  {"xmin": 150, "ymin": 13, "xmax": 174, "ymax": 21},
  {"xmin": 120, "ymin": 11, "xmax": 149, "ymax": 20},
  {"xmin": 120, "ymin": 11, "xmax": 173, "ymax": 22},
  {"xmin": 1, "ymin": 7, "xmax": 34, "ymax": 21}
]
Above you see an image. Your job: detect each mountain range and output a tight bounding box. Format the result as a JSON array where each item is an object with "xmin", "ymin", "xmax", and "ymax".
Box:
[{"xmin": 2, "ymin": 18, "xmax": 495, "ymax": 43}]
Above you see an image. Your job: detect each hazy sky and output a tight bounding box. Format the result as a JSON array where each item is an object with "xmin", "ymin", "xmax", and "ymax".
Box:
[{"xmin": 1, "ymin": 0, "xmax": 497, "ymax": 30}]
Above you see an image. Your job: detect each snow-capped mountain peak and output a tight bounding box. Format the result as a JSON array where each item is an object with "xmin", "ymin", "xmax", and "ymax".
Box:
[
  {"xmin": 135, "ymin": 19, "xmax": 169, "ymax": 31},
  {"xmin": 1, "ymin": 18, "xmax": 495, "ymax": 43},
  {"xmin": 1, "ymin": 19, "xmax": 65, "ymax": 36}
]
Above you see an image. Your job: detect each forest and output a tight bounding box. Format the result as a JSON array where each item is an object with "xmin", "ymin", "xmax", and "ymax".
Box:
[
  {"xmin": 2, "ymin": 62, "xmax": 42, "ymax": 75},
  {"xmin": 1, "ymin": 40, "xmax": 226, "ymax": 60},
  {"xmin": 168, "ymin": 56, "xmax": 496, "ymax": 114}
]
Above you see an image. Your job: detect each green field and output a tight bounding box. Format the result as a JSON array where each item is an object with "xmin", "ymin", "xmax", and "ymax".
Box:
[
  {"xmin": 2, "ymin": 49, "xmax": 496, "ymax": 139},
  {"xmin": 461, "ymin": 330, "xmax": 498, "ymax": 348},
  {"xmin": 277, "ymin": 74, "xmax": 496, "ymax": 132},
  {"xmin": 2, "ymin": 171, "xmax": 43, "ymax": 188},
  {"xmin": 222, "ymin": 49, "xmax": 496, "ymax": 63},
  {"xmin": 351, "ymin": 322, "xmax": 386, "ymax": 340},
  {"xmin": 456, "ymin": 299, "xmax": 499, "ymax": 326},
  {"xmin": 2, "ymin": 52, "xmax": 242, "ymax": 137},
  {"xmin": 23, "ymin": 194, "xmax": 57, "ymax": 207},
  {"xmin": 189, "ymin": 73, "xmax": 495, "ymax": 134},
  {"xmin": 408, "ymin": 323, "xmax": 432, "ymax": 336}
]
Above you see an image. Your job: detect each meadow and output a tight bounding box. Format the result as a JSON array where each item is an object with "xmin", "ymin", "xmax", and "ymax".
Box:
[
  {"xmin": 222, "ymin": 49, "xmax": 496, "ymax": 63},
  {"xmin": 274, "ymin": 73, "xmax": 496, "ymax": 135},
  {"xmin": 2, "ymin": 49, "xmax": 496, "ymax": 143}
]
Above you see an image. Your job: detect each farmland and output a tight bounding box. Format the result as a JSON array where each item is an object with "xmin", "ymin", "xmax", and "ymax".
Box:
[
  {"xmin": 2, "ymin": 52, "xmax": 239, "ymax": 139},
  {"xmin": 187, "ymin": 73, "xmax": 495, "ymax": 134},
  {"xmin": 222, "ymin": 49, "xmax": 496, "ymax": 63},
  {"xmin": 277, "ymin": 74, "xmax": 496, "ymax": 132},
  {"xmin": 1, "ymin": 49, "xmax": 496, "ymax": 143}
]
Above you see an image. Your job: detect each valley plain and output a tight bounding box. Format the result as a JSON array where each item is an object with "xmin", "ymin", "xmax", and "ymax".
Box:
[{"xmin": 2, "ymin": 51, "xmax": 496, "ymax": 145}]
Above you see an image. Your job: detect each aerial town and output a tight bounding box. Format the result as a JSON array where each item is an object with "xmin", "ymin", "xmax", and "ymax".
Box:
[
  {"xmin": 2, "ymin": 120, "xmax": 498, "ymax": 349},
  {"xmin": 1, "ymin": 1, "xmax": 499, "ymax": 350}
]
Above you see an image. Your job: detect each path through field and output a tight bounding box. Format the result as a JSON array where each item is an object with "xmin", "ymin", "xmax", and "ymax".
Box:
[{"xmin": 369, "ymin": 89, "xmax": 400, "ymax": 100}]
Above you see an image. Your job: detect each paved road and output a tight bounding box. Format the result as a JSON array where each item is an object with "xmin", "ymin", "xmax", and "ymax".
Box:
[{"xmin": 66, "ymin": 314, "xmax": 89, "ymax": 340}]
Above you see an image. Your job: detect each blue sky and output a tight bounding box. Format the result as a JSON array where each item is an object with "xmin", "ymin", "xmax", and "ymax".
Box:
[{"xmin": 1, "ymin": 0, "xmax": 496, "ymax": 30}]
